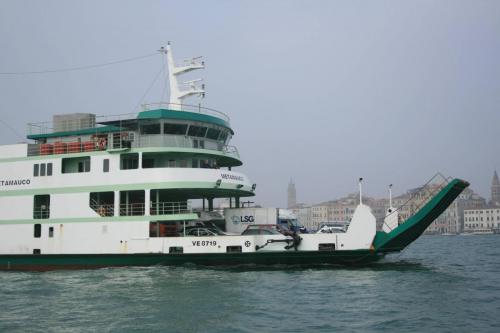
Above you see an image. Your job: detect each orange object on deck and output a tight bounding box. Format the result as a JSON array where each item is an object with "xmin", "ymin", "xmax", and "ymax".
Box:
[
  {"xmin": 40, "ymin": 144, "xmax": 53, "ymax": 155},
  {"xmin": 53, "ymin": 142, "xmax": 67, "ymax": 154},
  {"xmin": 67, "ymin": 142, "xmax": 82, "ymax": 153},
  {"xmin": 83, "ymin": 141, "xmax": 95, "ymax": 152}
]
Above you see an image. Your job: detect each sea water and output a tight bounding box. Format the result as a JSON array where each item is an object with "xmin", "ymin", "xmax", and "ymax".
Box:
[{"xmin": 1, "ymin": 235, "xmax": 499, "ymax": 332}]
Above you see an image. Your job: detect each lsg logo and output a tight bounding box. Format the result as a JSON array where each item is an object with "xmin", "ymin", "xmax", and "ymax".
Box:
[{"xmin": 231, "ymin": 215, "xmax": 255, "ymax": 224}]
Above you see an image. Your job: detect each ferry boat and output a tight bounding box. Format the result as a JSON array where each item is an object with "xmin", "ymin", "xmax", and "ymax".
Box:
[{"xmin": 0, "ymin": 43, "xmax": 469, "ymax": 270}]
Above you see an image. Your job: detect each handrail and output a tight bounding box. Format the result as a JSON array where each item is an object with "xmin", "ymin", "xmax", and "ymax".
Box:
[
  {"xmin": 26, "ymin": 103, "xmax": 229, "ymax": 136},
  {"xmin": 381, "ymin": 173, "xmax": 451, "ymax": 232},
  {"xmin": 141, "ymin": 102, "xmax": 230, "ymax": 122}
]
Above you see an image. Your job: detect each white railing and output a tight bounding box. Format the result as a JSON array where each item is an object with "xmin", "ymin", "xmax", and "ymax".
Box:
[
  {"xmin": 141, "ymin": 102, "xmax": 230, "ymax": 123},
  {"xmin": 150, "ymin": 201, "xmax": 191, "ymax": 215}
]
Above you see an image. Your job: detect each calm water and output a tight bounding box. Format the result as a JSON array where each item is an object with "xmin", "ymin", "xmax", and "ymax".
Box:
[{"xmin": 1, "ymin": 236, "xmax": 500, "ymax": 332}]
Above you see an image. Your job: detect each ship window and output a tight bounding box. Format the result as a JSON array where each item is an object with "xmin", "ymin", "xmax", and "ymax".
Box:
[
  {"xmin": 49, "ymin": 227, "xmax": 54, "ymax": 238},
  {"xmin": 206, "ymin": 128, "xmax": 221, "ymax": 140},
  {"xmin": 33, "ymin": 164, "xmax": 39, "ymax": 177},
  {"xmin": 90, "ymin": 192, "xmax": 114, "ymax": 216},
  {"xmin": 40, "ymin": 163, "xmax": 46, "ymax": 176},
  {"xmin": 178, "ymin": 160, "xmax": 188, "ymax": 168},
  {"xmin": 103, "ymin": 159, "xmax": 109, "ymax": 172},
  {"xmin": 188, "ymin": 125, "xmax": 207, "ymax": 138},
  {"xmin": 120, "ymin": 153, "xmax": 139, "ymax": 170},
  {"xmin": 47, "ymin": 163, "xmax": 53, "ymax": 176},
  {"xmin": 34, "ymin": 224, "xmax": 42, "ymax": 238},
  {"xmin": 34, "ymin": 195, "xmax": 50, "ymax": 219},
  {"xmin": 164, "ymin": 123, "xmax": 188, "ymax": 135},
  {"xmin": 192, "ymin": 159, "xmax": 199, "ymax": 168},
  {"xmin": 142, "ymin": 158, "xmax": 154, "ymax": 168},
  {"xmin": 33, "ymin": 249, "xmax": 41, "ymax": 254},
  {"xmin": 140, "ymin": 123, "xmax": 161, "ymax": 135},
  {"xmin": 119, "ymin": 190, "xmax": 145, "ymax": 216},
  {"xmin": 62, "ymin": 157, "xmax": 91, "ymax": 173}
]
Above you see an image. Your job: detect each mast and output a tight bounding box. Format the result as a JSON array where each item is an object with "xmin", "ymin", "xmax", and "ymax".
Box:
[{"xmin": 159, "ymin": 42, "xmax": 206, "ymax": 110}]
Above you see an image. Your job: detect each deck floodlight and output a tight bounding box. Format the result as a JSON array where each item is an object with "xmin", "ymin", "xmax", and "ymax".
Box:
[{"xmin": 215, "ymin": 179, "xmax": 222, "ymax": 188}]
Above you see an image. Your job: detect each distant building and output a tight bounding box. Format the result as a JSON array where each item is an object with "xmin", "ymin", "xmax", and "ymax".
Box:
[
  {"xmin": 491, "ymin": 170, "xmax": 500, "ymax": 207},
  {"xmin": 287, "ymin": 178, "xmax": 297, "ymax": 209},
  {"xmin": 464, "ymin": 207, "xmax": 500, "ymax": 233}
]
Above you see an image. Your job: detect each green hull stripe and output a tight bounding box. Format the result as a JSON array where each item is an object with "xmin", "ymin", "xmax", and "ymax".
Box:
[
  {"xmin": 0, "ymin": 250, "xmax": 381, "ymax": 270},
  {"xmin": 0, "ymin": 213, "xmax": 199, "ymax": 225}
]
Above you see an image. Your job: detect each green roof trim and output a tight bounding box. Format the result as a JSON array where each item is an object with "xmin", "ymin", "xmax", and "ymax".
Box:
[
  {"xmin": 27, "ymin": 125, "xmax": 122, "ymax": 140},
  {"xmin": 138, "ymin": 109, "xmax": 233, "ymax": 134}
]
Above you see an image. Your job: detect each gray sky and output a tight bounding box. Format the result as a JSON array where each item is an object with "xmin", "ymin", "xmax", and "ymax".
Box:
[{"xmin": 1, "ymin": 0, "xmax": 499, "ymax": 207}]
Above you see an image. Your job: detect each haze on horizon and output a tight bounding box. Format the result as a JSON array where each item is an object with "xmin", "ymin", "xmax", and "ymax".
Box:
[{"xmin": 0, "ymin": 0, "xmax": 499, "ymax": 207}]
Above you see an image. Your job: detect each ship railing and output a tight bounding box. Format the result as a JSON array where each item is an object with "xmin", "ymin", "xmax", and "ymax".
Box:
[
  {"xmin": 90, "ymin": 202, "xmax": 115, "ymax": 217},
  {"xmin": 119, "ymin": 203, "xmax": 145, "ymax": 216},
  {"xmin": 119, "ymin": 201, "xmax": 192, "ymax": 216},
  {"xmin": 141, "ymin": 102, "xmax": 230, "ymax": 123},
  {"xmin": 150, "ymin": 201, "xmax": 192, "ymax": 215},
  {"xmin": 382, "ymin": 172, "xmax": 452, "ymax": 232}
]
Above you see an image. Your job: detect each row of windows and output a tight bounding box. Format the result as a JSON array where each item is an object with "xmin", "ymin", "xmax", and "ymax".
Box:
[
  {"xmin": 464, "ymin": 216, "xmax": 500, "ymax": 222},
  {"xmin": 33, "ymin": 153, "xmax": 222, "ymax": 176},
  {"xmin": 33, "ymin": 163, "xmax": 53, "ymax": 177},
  {"xmin": 464, "ymin": 210, "xmax": 500, "ymax": 214},
  {"xmin": 140, "ymin": 123, "xmax": 229, "ymax": 142}
]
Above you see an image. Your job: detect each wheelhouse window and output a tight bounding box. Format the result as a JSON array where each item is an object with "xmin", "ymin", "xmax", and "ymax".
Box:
[
  {"xmin": 62, "ymin": 157, "xmax": 90, "ymax": 173},
  {"xmin": 140, "ymin": 123, "xmax": 161, "ymax": 135},
  {"xmin": 206, "ymin": 128, "xmax": 221, "ymax": 140},
  {"xmin": 219, "ymin": 131, "xmax": 229, "ymax": 143},
  {"xmin": 120, "ymin": 153, "xmax": 139, "ymax": 170},
  {"xmin": 188, "ymin": 125, "xmax": 207, "ymax": 138},
  {"xmin": 164, "ymin": 123, "xmax": 188, "ymax": 135}
]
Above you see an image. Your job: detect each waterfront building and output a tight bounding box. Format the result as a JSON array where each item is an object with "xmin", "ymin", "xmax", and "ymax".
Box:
[{"xmin": 464, "ymin": 207, "xmax": 500, "ymax": 233}]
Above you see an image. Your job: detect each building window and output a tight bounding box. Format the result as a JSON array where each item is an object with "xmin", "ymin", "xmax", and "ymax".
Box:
[
  {"xmin": 34, "ymin": 224, "xmax": 41, "ymax": 238},
  {"xmin": 103, "ymin": 159, "xmax": 110, "ymax": 172}
]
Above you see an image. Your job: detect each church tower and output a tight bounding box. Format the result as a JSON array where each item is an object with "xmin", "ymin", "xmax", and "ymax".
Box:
[
  {"xmin": 491, "ymin": 170, "xmax": 500, "ymax": 207},
  {"xmin": 287, "ymin": 179, "xmax": 297, "ymax": 209}
]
